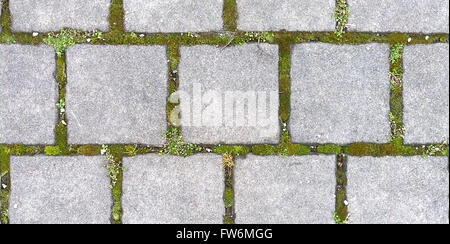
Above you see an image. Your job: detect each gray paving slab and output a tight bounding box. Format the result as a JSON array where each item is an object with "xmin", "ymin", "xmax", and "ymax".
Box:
[
  {"xmin": 347, "ymin": 0, "xmax": 449, "ymax": 33},
  {"xmin": 403, "ymin": 44, "xmax": 449, "ymax": 144},
  {"xmin": 66, "ymin": 45, "xmax": 167, "ymax": 145},
  {"xmin": 0, "ymin": 45, "xmax": 57, "ymax": 144},
  {"xmin": 9, "ymin": 0, "xmax": 110, "ymax": 32},
  {"xmin": 235, "ymin": 155, "xmax": 336, "ymax": 224},
  {"xmin": 9, "ymin": 156, "xmax": 111, "ymax": 224},
  {"xmin": 178, "ymin": 44, "xmax": 279, "ymax": 144},
  {"xmin": 290, "ymin": 43, "xmax": 391, "ymax": 144},
  {"xmin": 236, "ymin": 0, "xmax": 335, "ymax": 31},
  {"xmin": 347, "ymin": 156, "xmax": 449, "ymax": 224},
  {"xmin": 124, "ymin": 0, "xmax": 223, "ymax": 33},
  {"xmin": 122, "ymin": 154, "xmax": 224, "ymax": 224}
]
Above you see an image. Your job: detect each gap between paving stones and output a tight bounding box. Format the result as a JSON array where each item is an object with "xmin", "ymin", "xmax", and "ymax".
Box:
[{"xmin": 1, "ymin": 0, "xmax": 448, "ymax": 224}]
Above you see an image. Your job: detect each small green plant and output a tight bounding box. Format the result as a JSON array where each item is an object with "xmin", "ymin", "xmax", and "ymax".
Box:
[
  {"xmin": 1, "ymin": 35, "xmax": 16, "ymax": 44},
  {"xmin": 44, "ymin": 29, "xmax": 77, "ymax": 57},
  {"xmin": 124, "ymin": 145, "xmax": 138, "ymax": 156},
  {"xmin": 44, "ymin": 146, "xmax": 61, "ymax": 156},
  {"xmin": 1, "ymin": 209, "xmax": 8, "ymax": 224},
  {"xmin": 390, "ymin": 44, "xmax": 404, "ymax": 63},
  {"xmin": 222, "ymin": 153, "xmax": 234, "ymax": 175},
  {"xmin": 160, "ymin": 127, "xmax": 202, "ymax": 157},
  {"xmin": 239, "ymin": 32, "xmax": 274, "ymax": 45},
  {"xmin": 333, "ymin": 212, "xmax": 345, "ymax": 224},
  {"xmin": 333, "ymin": 0, "xmax": 349, "ymax": 38},
  {"xmin": 422, "ymin": 141, "xmax": 449, "ymax": 157},
  {"xmin": 388, "ymin": 113, "xmax": 405, "ymax": 142},
  {"xmin": 56, "ymin": 98, "xmax": 65, "ymax": 111},
  {"xmin": 102, "ymin": 145, "xmax": 125, "ymax": 188},
  {"xmin": 389, "ymin": 69, "xmax": 403, "ymax": 90}
]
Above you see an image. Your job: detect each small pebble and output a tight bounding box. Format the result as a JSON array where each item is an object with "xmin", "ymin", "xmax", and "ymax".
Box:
[
  {"xmin": 206, "ymin": 148, "xmax": 212, "ymax": 152},
  {"xmin": 139, "ymin": 34, "xmax": 145, "ymax": 38},
  {"xmin": 408, "ymin": 37, "xmax": 412, "ymax": 42},
  {"xmin": 14, "ymin": 204, "xmax": 18, "ymax": 209},
  {"xmin": 425, "ymin": 36, "xmax": 429, "ymax": 40},
  {"xmin": 61, "ymin": 120, "xmax": 67, "ymax": 126},
  {"xmin": 87, "ymin": 38, "xmax": 91, "ymax": 43},
  {"xmin": 344, "ymin": 200, "xmax": 349, "ymax": 206},
  {"xmin": 60, "ymin": 108, "xmax": 65, "ymax": 113},
  {"xmin": 1, "ymin": 184, "xmax": 6, "ymax": 189},
  {"xmin": 32, "ymin": 32, "xmax": 39, "ymax": 37}
]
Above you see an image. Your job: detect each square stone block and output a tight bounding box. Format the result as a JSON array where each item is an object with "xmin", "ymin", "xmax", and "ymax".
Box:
[
  {"xmin": 122, "ymin": 154, "xmax": 224, "ymax": 224},
  {"xmin": 124, "ymin": 0, "xmax": 223, "ymax": 33},
  {"xmin": 0, "ymin": 45, "xmax": 57, "ymax": 145},
  {"xmin": 66, "ymin": 45, "xmax": 167, "ymax": 145},
  {"xmin": 10, "ymin": 0, "xmax": 110, "ymax": 32},
  {"xmin": 347, "ymin": 0, "xmax": 449, "ymax": 33},
  {"xmin": 347, "ymin": 156, "xmax": 449, "ymax": 224},
  {"xmin": 403, "ymin": 44, "xmax": 449, "ymax": 144},
  {"xmin": 178, "ymin": 44, "xmax": 279, "ymax": 144},
  {"xmin": 236, "ymin": 0, "xmax": 335, "ymax": 31},
  {"xmin": 9, "ymin": 156, "xmax": 111, "ymax": 224},
  {"xmin": 235, "ymin": 155, "xmax": 336, "ymax": 224},
  {"xmin": 290, "ymin": 43, "xmax": 391, "ymax": 144}
]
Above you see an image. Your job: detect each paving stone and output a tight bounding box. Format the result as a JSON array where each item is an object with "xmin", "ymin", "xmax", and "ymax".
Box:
[
  {"xmin": 178, "ymin": 44, "xmax": 279, "ymax": 144},
  {"xmin": 124, "ymin": 0, "xmax": 223, "ymax": 33},
  {"xmin": 290, "ymin": 43, "xmax": 390, "ymax": 144},
  {"xmin": 0, "ymin": 45, "xmax": 57, "ymax": 144},
  {"xmin": 347, "ymin": 0, "xmax": 449, "ymax": 33},
  {"xmin": 9, "ymin": 156, "xmax": 111, "ymax": 224},
  {"xmin": 236, "ymin": 0, "xmax": 335, "ymax": 31},
  {"xmin": 403, "ymin": 44, "xmax": 449, "ymax": 144},
  {"xmin": 235, "ymin": 155, "xmax": 336, "ymax": 224},
  {"xmin": 347, "ymin": 156, "xmax": 449, "ymax": 224},
  {"xmin": 9, "ymin": 0, "xmax": 110, "ymax": 32},
  {"xmin": 122, "ymin": 154, "xmax": 224, "ymax": 224},
  {"xmin": 66, "ymin": 45, "xmax": 167, "ymax": 145}
]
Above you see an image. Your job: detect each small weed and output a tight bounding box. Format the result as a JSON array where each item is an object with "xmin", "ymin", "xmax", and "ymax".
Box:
[
  {"xmin": 1, "ymin": 209, "xmax": 8, "ymax": 224},
  {"xmin": 239, "ymin": 32, "xmax": 274, "ymax": 45},
  {"xmin": 388, "ymin": 113, "xmax": 405, "ymax": 142},
  {"xmin": 422, "ymin": 141, "xmax": 449, "ymax": 157},
  {"xmin": 389, "ymin": 69, "xmax": 403, "ymax": 90},
  {"xmin": 44, "ymin": 29, "xmax": 77, "ymax": 57},
  {"xmin": 56, "ymin": 98, "xmax": 65, "ymax": 111},
  {"xmin": 222, "ymin": 153, "xmax": 234, "ymax": 175},
  {"xmin": 102, "ymin": 145, "xmax": 125, "ymax": 188},
  {"xmin": 333, "ymin": 0, "xmax": 349, "ymax": 38},
  {"xmin": 333, "ymin": 212, "xmax": 346, "ymax": 224},
  {"xmin": 124, "ymin": 145, "xmax": 138, "ymax": 156},
  {"xmin": 160, "ymin": 127, "xmax": 202, "ymax": 157},
  {"xmin": 1, "ymin": 35, "xmax": 16, "ymax": 44},
  {"xmin": 390, "ymin": 44, "xmax": 403, "ymax": 63}
]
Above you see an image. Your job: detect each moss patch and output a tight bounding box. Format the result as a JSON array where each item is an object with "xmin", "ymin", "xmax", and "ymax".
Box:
[
  {"xmin": 223, "ymin": 0, "xmax": 237, "ymax": 31},
  {"xmin": 213, "ymin": 145, "xmax": 250, "ymax": 155},
  {"xmin": 335, "ymin": 154, "xmax": 347, "ymax": 224}
]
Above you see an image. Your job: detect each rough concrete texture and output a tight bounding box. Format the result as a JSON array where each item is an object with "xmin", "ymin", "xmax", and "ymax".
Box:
[
  {"xmin": 9, "ymin": 156, "xmax": 111, "ymax": 224},
  {"xmin": 236, "ymin": 0, "xmax": 335, "ymax": 31},
  {"xmin": 347, "ymin": 156, "xmax": 449, "ymax": 224},
  {"xmin": 347, "ymin": 0, "xmax": 449, "ymax": 33},
  {"xmin": 235, "ymin": 155, "xmax": 336, "ymax": 224},
  {"xmin": 124, "ymin": 0, "xmax": 223, "ymax": 33},
  {"xmin": 0, "ymin": 45, "xmax": 57, "ymax": 144},
  {"xmin": 66, "ymin": 45, "xmax": 167, "ymax": 145},
  {"xmin": 9, "ymin": 0, "xmax": 110, "ymax": 32},
  {"xmin": 178, "ymin": 44, "xmax": 279, "ymax": 144},
  {"xmin": 403, "ymin": 44, "xmax": 449, "ymax": 144},
  {"xmin": 122, "ymin": 154, "xmax": 224, "ymax": 224},
  {"xmin": 290, "ymin": 43, "xmax": 391, "ymax": 144}
]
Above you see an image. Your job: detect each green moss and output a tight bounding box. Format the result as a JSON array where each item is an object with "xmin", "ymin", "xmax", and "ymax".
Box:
[
  {"xmin": 223, "ymin": 215, "xmax": 235, "ymax": 224},
  {"xmin": 55, "ymin": 122, "xmax": 68, "ymax": 153},
  {"xmin": 5, "ymin": 145, "xmax": 43, "ymax": 156},
  {"xmin": 213, "ymin": 145, "xmax": 250, "ymax": 155},
  {"xmin": 0, "ymin": 145, "xmax": 9, "ymax": 177},
  {"xmin": 44, "ymin": 146, "xmax": 61, "ymax": 156},
  {"xmin": 224, "ymin": 188, "xmax": 233, "ymax": 208},
  {"xmin": 111, "ymin": 172, "xmax": 123, "ymax": 224},
  {"xmin": 317, "ymin": 145, "xmax": 342, "ymax": 154},
  {"xmin": 223, "ymin": 0, "xmax": 237, "ymax": 31},
  {"xmin": 43, "ymin": 29, "xmax": 77, "ymax": 57},
  {"xmin": 77, "ymin": 145, "xmax": 101, "ymax": 156},
  {"xmin": 390, "ymin": 44, "xmax": 404, "ymax": 63},
  {"xmin": 1, "ymin": 0, "xmax": 12, "ymax": 34},
  {"xmin": 335, "ymin": 154, "xmax": 347, "ymax": 223},
  {"xmin": 109, "ymin": 0, "xmax": 124, "ymax": 33},
  {"xmin": 160, "ymin": 127, "xmax": 202, "ymax": 156},
  {"xmin": 278, "ymin": 41, "xmax": 291, "ymax": 122},
  {"xmin": 251, "ymin": 144, "xmax": 277, "ymax": 155}
]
